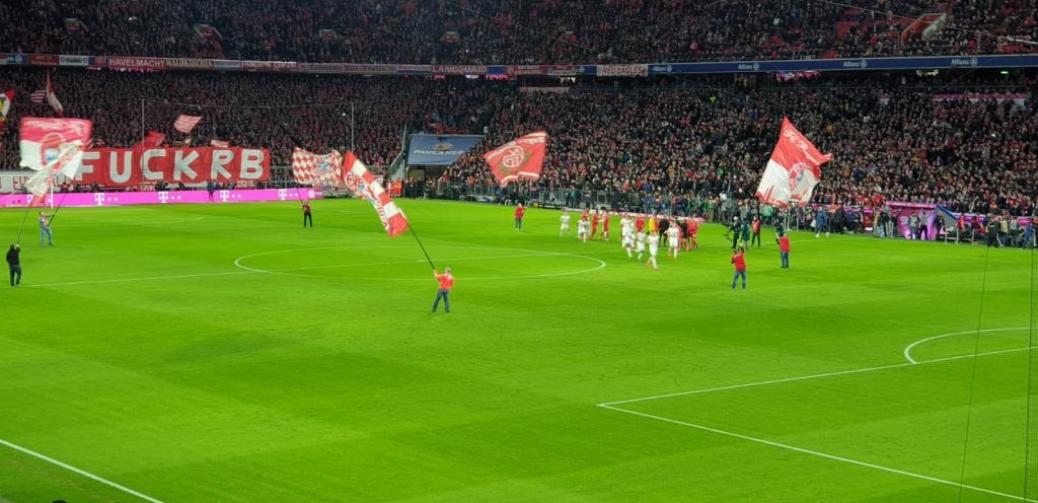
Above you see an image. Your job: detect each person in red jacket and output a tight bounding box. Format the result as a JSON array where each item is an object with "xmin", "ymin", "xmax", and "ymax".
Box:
[
  {"xmin": 600, "ymin": 210, "xmax": 610, "ymax": 241},
  {"xmin": 777, "ymin": 232, "xmax": 791, "ymax": 268},
  {"xmin": 590, "ymin": 209, "xmax": 599, "ymax": 239},
  {"xmin": 685, "ymin": 217, "xmax": 699, "ymax": 250},
  {"xmin": 751, "ymin": 216, "xmax": 762, "ymax": 248},
  {"xmin": 514, "ymin": 203, "xmax": 525, "ymax": 230},
  {"xmin": 432, "ymin": 266, "xmax": 454, "ymax": 313},
  {"xmin": 731, "ymin": 247, "xmax": 747, "ymax": 289}
]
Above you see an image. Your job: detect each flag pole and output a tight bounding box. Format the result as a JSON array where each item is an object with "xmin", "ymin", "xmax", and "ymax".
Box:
[
  {"xmin": 350, "ymin": 103, "xmax": 355, "ymax": 153},
  {"xmin": 408, "ymin": 225, "xmax": 436, "ymax": 271}
]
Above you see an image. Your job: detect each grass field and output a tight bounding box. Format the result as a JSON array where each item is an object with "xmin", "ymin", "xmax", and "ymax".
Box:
[{"xmin": 1, "ymin": 198, "xmax": 1037, "ymax": 502}]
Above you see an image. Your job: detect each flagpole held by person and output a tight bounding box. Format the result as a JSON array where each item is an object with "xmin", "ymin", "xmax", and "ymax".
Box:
[
  {"xmin": 432, "ymin": 267, "xmax": 454, "ymax": 313},
  {"xmin": 39, "ymin": 212, "xmax": 54, "ymax": 247}
]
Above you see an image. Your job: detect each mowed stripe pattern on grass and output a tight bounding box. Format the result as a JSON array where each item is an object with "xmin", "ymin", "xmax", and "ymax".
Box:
[{"xmin": 0, "ymin": 200, "xmax": 1035, "ymax": 502}]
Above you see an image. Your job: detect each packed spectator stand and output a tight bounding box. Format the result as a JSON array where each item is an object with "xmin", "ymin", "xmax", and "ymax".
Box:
[
  {"xmin": 1, "ymin": 67, "xmax": 1036, "ymax": 219},
  {"xmin": 0, "ymin": 0, "xmax": 1036, "ymax": 64}
]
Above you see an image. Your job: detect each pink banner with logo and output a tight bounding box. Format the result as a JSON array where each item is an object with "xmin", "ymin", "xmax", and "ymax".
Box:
[{"xmin": 0, "ymin": 188, "xmax": 323, "ymax": 208}]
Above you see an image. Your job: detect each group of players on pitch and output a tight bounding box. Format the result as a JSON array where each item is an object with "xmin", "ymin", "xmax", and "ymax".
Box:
[{"xmin": 558, "ymin": 209, "xmax": 700, "ymax": 270}]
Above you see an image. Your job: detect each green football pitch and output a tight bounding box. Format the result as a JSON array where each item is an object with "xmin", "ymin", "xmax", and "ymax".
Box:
[{"xmin": 1, "ymin": 199, "xmax": 1037, "ymax": 502}]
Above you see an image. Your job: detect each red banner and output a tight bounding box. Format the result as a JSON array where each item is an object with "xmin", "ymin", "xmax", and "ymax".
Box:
[
  {"xmin": 29, "ymin": 54, "xmax": 59, "ymax": 66},
  {"xmin": 77, "ymin": 147, "xmax": 270, "ymax": 186},
  {"xmin": 482, "ymin": 131, "xmax": 548, "ymax": 187}
]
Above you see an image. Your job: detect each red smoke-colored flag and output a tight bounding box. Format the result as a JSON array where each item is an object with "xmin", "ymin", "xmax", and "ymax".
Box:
[
  {"xmin": 173, "ymin": 114, "xmax": 202, "ymax": 134},
  {"xmin": 342, "ymin": 152, "xmax": 410, "ymax": 237},
  {"xmin": 134, "ymin": 131, "xmax": 165, "ymax": 149},
  {"xmin": 0, "ymin": 88, "xmax": 13, "ymax": 131},
  {"xmin": 755, "ymin": 117, "xmax": 832, "ymax": 207},
  {"xmin": 292, "ymin": 148, "xmax": 343, "ymax": 186},
  {"xmin": 482, "ymin": 131, "xmax": 548, "ymax": 187}
]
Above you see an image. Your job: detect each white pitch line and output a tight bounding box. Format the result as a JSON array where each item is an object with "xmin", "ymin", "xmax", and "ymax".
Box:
[
  {"xmin": 903, "ymin": 327, "xmax": 1031, "ymax": 364},
  {"xmin": 600, "ymin": 344, "xmax": 1038, "ymax": 407},
  {"xmin": 0, "ymin": 438, "xmax": 164, "ymax": 503},
  {"xmin": 25, "ymin": 270, "xmax": 256, "ymax": 288},
  {"xmin": 597, "ymin": 405, "xmax": 1038, "ymax": 503}
]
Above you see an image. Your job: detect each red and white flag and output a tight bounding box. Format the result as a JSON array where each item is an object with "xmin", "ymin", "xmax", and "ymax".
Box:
[
  {"xmin": 173, "ymin": 114, "xmax": 202, "ymax": 134},
  {"xmin": 209, "ymin": 139, "xmax": 229, "ymax": 148},
  {"xmin": 46, "ymin": 74, "xmax": 63, "ymax": 116},
  {"xmin": 482, "ymin": 131, "xmax": 548, "ymax": 187},
  {"xmin": 291, "ymin": 148, "xmax": 343, "ymax": 186},
  {"xmin": 0, "ymin": 88, "xmax": 13, "ymax": 131},
  {"xmin": 755, "ymin": 117, "xmax": 832, "ymax": 207},
  {"xmin": 342, "ymin": 152, "xmax": 409, "ymax": 237},
  {"xmin": 19, "ymin": 117, "xmax": 93, "ymax": 196}
]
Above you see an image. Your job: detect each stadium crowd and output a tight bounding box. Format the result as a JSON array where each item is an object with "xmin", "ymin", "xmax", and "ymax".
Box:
[
  {"xmin": 0, "ymin": 0, "xmax": 1035, "ymax": 64},
  {"xmin": 1, "ymin": 68, "xmax": 1036, "ymax": 216}
]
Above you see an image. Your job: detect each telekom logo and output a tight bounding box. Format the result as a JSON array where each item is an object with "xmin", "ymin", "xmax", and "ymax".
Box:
[
  {"xmin": 158, "ymin": 192, "xmax": 169, "ymax": 204},
  {"xmin": 94, "ymin": 193, "xmax": 105, "ymax": 206},
  {"xmin": 219, "ymin": 190, "xmax": 230, "ymax": 202},
  {"xmin": 277, "ymin": 189, "xmax": 287, "ymax": 200}
]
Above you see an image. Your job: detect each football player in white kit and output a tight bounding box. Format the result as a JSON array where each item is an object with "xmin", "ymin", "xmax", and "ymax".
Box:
[
  {"xmin": 559, "ymin": 211, "xmax": 571, "ymax": 238},
  {"xmin": 635, "ymin": 224, "xmax": 647, "ymax": 261},
  {"xmin": 645, "ymin": 232, "xmax": 660, "ymax": 270},
  {"xmin": 666, "ymin": 223, "xmax": 681, "ymax": 258},
  {"xmin": 577, "ymin": 210, "xmax": 590, "ymax": 243},
  {"xmin": 621, "ymin": 215, "xmax": 635, "ymax": 257}
]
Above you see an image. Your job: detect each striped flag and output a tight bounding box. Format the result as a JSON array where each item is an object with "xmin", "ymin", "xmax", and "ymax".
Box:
[
  {"xmin": 173, "ymin": 114, "xmax": 202, "ymax": 134},
  {"xmin": 30, "ymin": 89, "xmax": 46, "ymax": 103},
  {"xmin": 342, "ymin": 152, "xmax": 409, "ymax": 237},
  {"xmin": 291, "ymin": 148, "xmax": 343, "ymax": 186},
  {"xmin": 46, "ymin": 74, "xmax": 63, "ymax": 116}
]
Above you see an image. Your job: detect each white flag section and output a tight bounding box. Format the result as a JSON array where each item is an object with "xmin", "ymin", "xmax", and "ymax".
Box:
[
  {"xmin": 755, "ymin": 117, "xmax": 832, "ymax": 207},
  {"xmin": 19, "ymin": 117, "xmax": 93, "ymax": 196},
  {"xmin": 173, "ymin": 114, "xmax": 203, "ymax": 134},
  {"xmin": 342, "ymin": 152, "xmax": 409, "ymax": 237}
]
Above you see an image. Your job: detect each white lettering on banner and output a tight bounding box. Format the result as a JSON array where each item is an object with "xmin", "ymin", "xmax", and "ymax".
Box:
[
  {"xmin": 173, "ymin": 150, "xmax": 199, "ymax": 181},
  {"xmin": 141, "ymin": 149, "xmax": 165, "ymax": 180},
  {"xmin": 110, "ymin": 150, "xmax": 134, "ymax": 183},
  {"xmin": 210, "ymin": 149, "xmax": 234, "ymax": 179},
  {"xmin": 240, "ymin": 150, "xmax": 265, "ymax": 179},
  {"xmin": 77, "ymin": 150, "xmax": 99, "ymax": 180}
]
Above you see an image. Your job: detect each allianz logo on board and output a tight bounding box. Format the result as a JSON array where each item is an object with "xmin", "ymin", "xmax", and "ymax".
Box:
[
  {"xmin": 842, "ymin": 59, "xmax": 869, "ymax": 68},
  {"xmin": 736, "ymin": 63, "xmax": 761, "ymax": 71},
  {"xmin": 950, "ymin": 57, "xmax": 980, "ymax": 67},
  {"xmin": 650, "ymin": 65, "xmax": 672, "ymax": 73}
]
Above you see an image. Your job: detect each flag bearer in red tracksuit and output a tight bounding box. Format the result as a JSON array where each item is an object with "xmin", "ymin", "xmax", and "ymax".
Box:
[
  {"xmin": 751, "ymin": 216, "xmax": 762, "ymax": 248},
  {"xmin": 432, "ymin": 267, "xmax": 454, "ymax": 313},
  {"xmin": 514, "ymin": 203, "xmax": 525, "ymax": 230},
  {"xmin": 777, "ymin": 233, "xmax": 791, "ymax": 268},
  {"xmin": 731, "ymin": 247, "xmax": 747, "ymax": 289}
]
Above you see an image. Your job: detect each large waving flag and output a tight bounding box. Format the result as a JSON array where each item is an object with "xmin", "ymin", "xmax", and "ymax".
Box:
[
  {"xmin": 755, "ymin": 117, "xmax": 832, "ymax": 207},
  {"xmin": 292, "ymin": 148, "xmax": 344, "ymax": 186},
  {"xmin": 20, "ymin": 117, "xmax": 93, "ymax": 197},
  {"xmin": 0, "ymin": 88, "xmax": 12, "ymax": 131},
  {"xmin": 342, "ymin": 152, "xmax": 409, "ymax": 237},
  {"xmin": 482, "ymin": 131, "xmax": 548, "ymax": 187}
]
